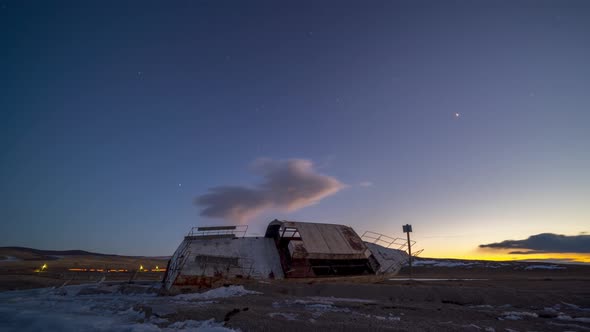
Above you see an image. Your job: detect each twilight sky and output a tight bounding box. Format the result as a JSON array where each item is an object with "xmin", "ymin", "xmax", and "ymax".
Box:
[{"xmin": 1, "ymin": 1, "xmax": 589, "ymax": 261}]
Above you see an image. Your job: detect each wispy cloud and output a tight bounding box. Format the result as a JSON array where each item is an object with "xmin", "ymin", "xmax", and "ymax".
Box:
[
  {"xmin": 195, "ymin": 158, "xmax": 345, "ymax": 223},
  {"xmin": 359, "ymin": 181, "xmax": 373, "ymax": 187},
  {"xmin": 480, "ymin": 233, "xmax": 590, "ymax": 254}
]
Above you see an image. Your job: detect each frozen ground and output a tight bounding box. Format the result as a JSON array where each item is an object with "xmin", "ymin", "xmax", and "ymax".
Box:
[
  {"xmin": 1, "ymin": 260, "xmax": 590, "ymax": 332},
  {"xmin": 1, "ymin": 278, "xmax": 589, "ymax": 331},
  {"xmin": 0, "ymin": 283, "xmax": 243, "ymax": 332},
  {"xmin": 523, "ymin": 265, "xmax": 567, "ymax": 270}
]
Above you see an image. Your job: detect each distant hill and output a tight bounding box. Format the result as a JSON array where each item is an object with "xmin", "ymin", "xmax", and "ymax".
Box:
[
  {"xmin": 0, "ymin": 247, "xmax": 171, "ymax": 261},
  {"xmin": 0, "ymin": 247, "xmax": 119, "ymax": 261}
]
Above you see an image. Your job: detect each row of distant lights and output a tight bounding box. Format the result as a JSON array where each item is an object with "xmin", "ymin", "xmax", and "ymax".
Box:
[{"xmin": 34, "ymin": 264, "xmax": 166, "ymax": 273}]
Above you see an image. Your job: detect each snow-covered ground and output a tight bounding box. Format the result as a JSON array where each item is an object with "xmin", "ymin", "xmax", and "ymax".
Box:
[
  {"xmin": 174, "ymin": 286, "xmax": 261, "ymax": 301},
  {"xmin": 0, "ymin": 284, "xmax": 256, "ymax": 332},
  {"xmin": 524, "ymin": 265, "xmax": 566, "ymax": 270},
  {"xmin": 412, "ymin": 260, "xmax": 477, "ymax": 268},
  {"xmin": 412, "ymin": 259, "xmax": 571, "ymax": 270},
  {"xmin": 0, "ymin": 256, "xmax": 21, "ymax": 262},
  {"xmin": 271, "ymin": 296, "xmax": 401, "ymax": 322}
]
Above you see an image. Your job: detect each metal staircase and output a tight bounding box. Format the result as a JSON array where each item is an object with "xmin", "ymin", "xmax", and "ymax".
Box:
[{"xmin": 163, "ymin": 239, "xmax": 191, "ymax": 290}]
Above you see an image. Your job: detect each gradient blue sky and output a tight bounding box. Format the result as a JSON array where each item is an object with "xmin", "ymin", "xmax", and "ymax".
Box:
[{"xmin": 1, "ymin": 1, "xmax": 589, "ymax": 258}]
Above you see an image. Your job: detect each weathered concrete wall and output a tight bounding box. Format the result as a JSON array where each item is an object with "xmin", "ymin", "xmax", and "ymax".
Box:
[
  {"xmin": 365, "ymin": 242, "xmax": 408, "ymax": 274},
  {"xmin": 176, "ymin": 237, "xmax": 284, "ymax": 282}
]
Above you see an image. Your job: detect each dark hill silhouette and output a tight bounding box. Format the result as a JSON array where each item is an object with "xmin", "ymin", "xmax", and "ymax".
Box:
[{"xmin": 0, "ymin": 246, "xmax": 117, "ymax": 259}]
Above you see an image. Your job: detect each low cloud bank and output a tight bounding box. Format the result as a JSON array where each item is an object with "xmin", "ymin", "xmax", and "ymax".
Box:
[
  {"xmin": 195, "ymin": 158, "xmax": 345, "ymax": 222},
  {"xmin": 480, "ymin": 233, "xmax": 590, "ymax": 254}
]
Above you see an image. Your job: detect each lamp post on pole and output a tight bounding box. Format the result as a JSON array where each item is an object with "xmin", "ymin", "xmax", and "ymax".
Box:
[{"xmin": 402, "ymin": 224, "xmax": 413, "ymax": 278}]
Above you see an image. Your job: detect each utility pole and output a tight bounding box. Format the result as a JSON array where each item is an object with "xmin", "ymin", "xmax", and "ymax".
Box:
[{"xmin": 403, "ymin": 224, "xmax": 413, "ymax": 278}]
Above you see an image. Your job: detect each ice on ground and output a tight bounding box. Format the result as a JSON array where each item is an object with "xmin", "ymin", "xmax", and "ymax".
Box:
[
  {"xmin": 412, "ymin": 260, "xmax": 477, "ymax": 268},
  {"xmin": 548, "ymin": 322, "xmax": 590, "ymax": 331},
  {"xmin": 272, "ymin": 298, "xmax": 351, "ymax": 318},
  {"xmin": 561, "ymin": 302, "xmax": 590, "ymax": 311},
  {"xmin": 273, "ymin": 297, "xmax": 395, "ymax": 321},
  {"xmin": 500, "ymin": 311, "xmax": 538, "ymax": 320},
  {"xmin": 557, "ymin": 314, "xmax": 590, "ymax": 323},
  {"xmin": 173, "ymin": 285, "xmax": 261, "ymax": 300},
  {"xmin": 166, "ymin": 319, "xmax": 234, "ymax": 332},
  {"xmin": 462, "ymin": 323, "xmax": 482, "ymax": 330},
  {"xmin": 524, "ymin": 265, "xmax": 566, "ymax": 270},
  {"xmin": 268, "ymin": 312, "xmax": 298, "ymax": 320},
  {"xmin": 470, "ymin": 305, "xmax": 494, "ymax": 309},
  {"xmin": 0, "ymin": 284, "xmax": 238, "ymax": 332},
  {"xmin": 306, "ymin": 296, "xmax": 376, "ymax": 303},
  {"xmin": 354, "ymin": 312, "xmax": 400, "ymax": 321}
]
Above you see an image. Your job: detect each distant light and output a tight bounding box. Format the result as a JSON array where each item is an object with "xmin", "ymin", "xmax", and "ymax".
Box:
[
  {"xmin": 455, "ymin": 112, "xmax": 460, "ymax": 118},
  {"xmin": 178, "ymin": 183, "xmax": 182, "ymax": 187}
]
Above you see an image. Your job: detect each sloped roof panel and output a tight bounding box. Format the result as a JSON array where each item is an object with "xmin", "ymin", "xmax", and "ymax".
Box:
[{"xmin": 272, "ymin": 220, "xmax": 368, "ymax": 260}]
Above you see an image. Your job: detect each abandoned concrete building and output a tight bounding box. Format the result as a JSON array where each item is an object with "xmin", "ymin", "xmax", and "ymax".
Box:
[{"xmin": 163, "ymin": 220, "xmax": 411, "ymax": 290}]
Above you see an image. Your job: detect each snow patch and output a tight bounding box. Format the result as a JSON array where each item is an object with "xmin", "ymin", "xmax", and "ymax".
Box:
[
  {"xmin": 272, "ymin": 299, "xmax": 350, "ymax": 318},
  {"xmin": 268, "ymin": 312, "xmax": 298, "ymax": 320},
  {"xmin": 353, "ymin": 312, "xmax": 400, "ymax": 321},
  {"xmin": 470, "ymin": 305, "xmax": 494, "ymax": 309},
  {"xmin": 412, "ymin": 260, "xmax": 476, "ymax": 268},
  {"xmin": 561, "ymin": 302, "xmax": 590, "ymax": 311},
  {"xmin": 0, "ymin": 284, "xmax": 237, "ymax": 332},
  {"xmin": 166, "ymin": 319, "xmax": 234, "ymax": 331},
  {"xmin": 173, "ymin": 285, "xmax": 261, "ymax": 301},
  {"xmin": 500, "ymin": 311, "xmax": 538, "ymax": 320},
  {"xmin": 524, "ymin": 265, "xmax": 566, "ymax": 270},
  {"xmin": 306, "ymin": 296, "xmax": 376, "ymax": 304},
  {"xmin": 557, "ymin": 314, "xmax": 590, "ymax": 323}
]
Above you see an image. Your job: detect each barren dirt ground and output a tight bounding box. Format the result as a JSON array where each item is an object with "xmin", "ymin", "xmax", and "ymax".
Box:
[
  {"xmin": 165, "ymin": 265, "xmax": 590, "ymax": 332},
  {"xmin": 1, "ymin": 254, "xmax": 590, "ymax": 331}
]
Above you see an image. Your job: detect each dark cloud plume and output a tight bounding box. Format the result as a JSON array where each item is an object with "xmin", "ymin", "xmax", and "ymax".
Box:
[
  {"xmin": 480, "ymin": 233, "xmax": 590, "ymax": 254},
  {"xmin": 195, "ymin": 159, "xmax": 345, "ymax": 222}
]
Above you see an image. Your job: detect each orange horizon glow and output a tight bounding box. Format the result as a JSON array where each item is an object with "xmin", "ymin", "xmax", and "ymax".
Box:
[{"xmin": 422, "ymin": 250, "xmax": 590, "ymax": 263}]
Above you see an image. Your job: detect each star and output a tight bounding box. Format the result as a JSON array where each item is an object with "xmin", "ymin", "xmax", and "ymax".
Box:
[{"xmin": 455, "ymin": 112, "xmax": 461, "ymax": 118}]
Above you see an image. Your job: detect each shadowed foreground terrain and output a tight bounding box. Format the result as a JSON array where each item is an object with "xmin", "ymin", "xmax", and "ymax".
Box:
[{"xmin": 1, "ymin": 249, "xmax": 589, "ymax": 331}]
